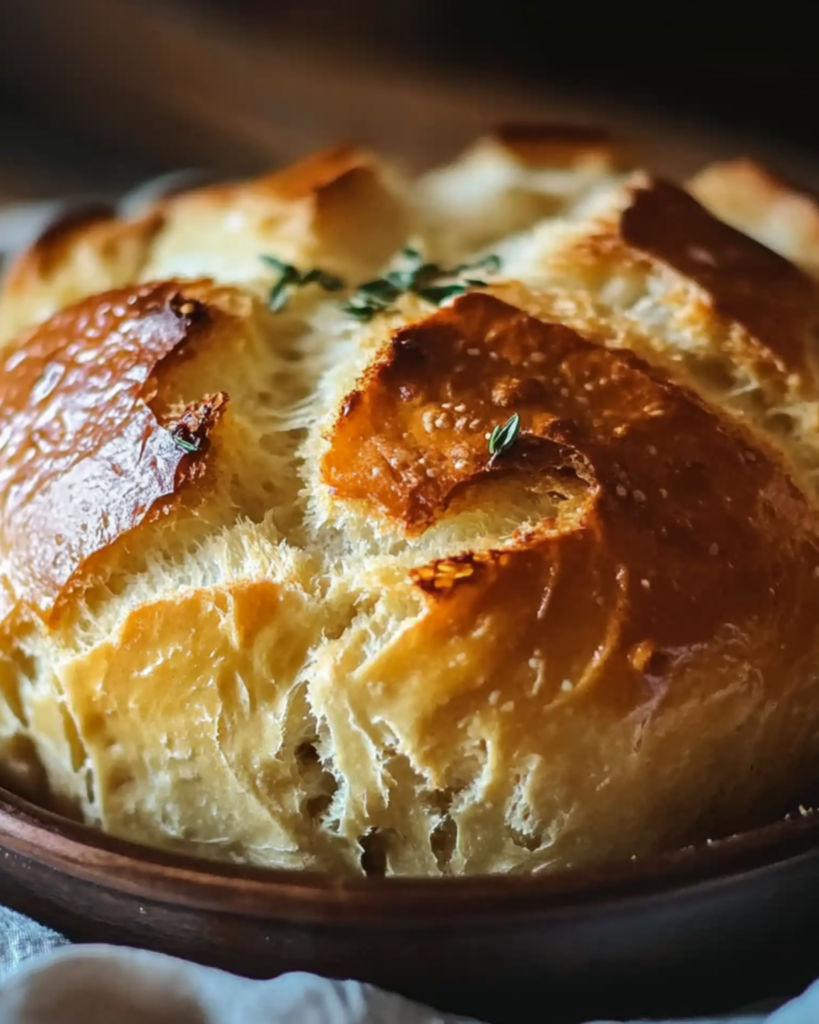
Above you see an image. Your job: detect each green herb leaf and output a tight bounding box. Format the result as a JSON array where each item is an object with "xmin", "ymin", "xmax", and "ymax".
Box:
[
  {"xmin": 268, "ymin": 285, "xmax": 289, "ymax": 313},
  {"xmin": 476, "ymin": 253, "xmax": 502, "ymax": 274},
  {"xmin": 172, "ymin": 433, "xmax": 201, "ymax": 454},
  {"xmin": 416, "ymin": 283, "xmax": 468, "ymax": 305},
  {"xmin": 384, "ymin": 269, "xmax": 417, "ymax": 290},
  {"xmin": 261, "ymin": 255, "xmax": 347, "ymax": 312},
  {"xmin": 341, "ymin": 249, "xmax": 501, "ymax": 321},
  {"xmin": 342, "ymin": 299, "xmax": 380, "ymax": 321},
  {"xmin": 301, "ymin": 268, "xmax": 345, "ymax": 291},
  {"xmin": 452, "ymin": 254, "xmax": 502, "ymax": 276},
  {"xmin": 488, "ymin": 413, "xmax": 521, "ymax": 458},
  {"xmin": 267, "ymin": 266, "xmax": 299, "ymax": 312},
  {"xmin": 342, "ymin": 276, "xmax": 404, "ymax": 320},
  {"xmin": 413, "ymin": 262, "xmax": 442, "ymax": 283},
  {"xmin": 260, "ymin": 254, "xmax": 291, "ymax": 273},
  {"xmin": 401, "ymin": 247, "xmax": 425, "ymax": 268},
  {"xmin": 356, "ymin": 278, "xmax": 403, "ymax": 304}
]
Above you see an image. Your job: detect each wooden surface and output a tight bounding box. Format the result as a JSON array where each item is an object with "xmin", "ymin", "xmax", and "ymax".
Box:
[
  {"xmin": 2, "ymin": 0, "xmax": 819, "ymax": 200},
  {"xmin": 2, "ymin": 784, "xmax": 819, "ymax": 1022}
]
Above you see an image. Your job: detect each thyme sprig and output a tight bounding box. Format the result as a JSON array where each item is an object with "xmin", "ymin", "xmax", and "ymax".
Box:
[
  {"xmin": 171, "ymin": 433, "xmax": 201, "ymax": 455},
  {"xmin": 261, "ymin": 255, "xmax": 344, "ymax": 313},
  {"xmin": 488, "ymin": 413, "xmax": 521, "ymax": 461},
  {"xmin": 343, "ymin": 249, "xmax": 501, "ymax": 322},
  {"xmin": 260, "ymin": 248, "xmax": 502, "ymax": 320}
]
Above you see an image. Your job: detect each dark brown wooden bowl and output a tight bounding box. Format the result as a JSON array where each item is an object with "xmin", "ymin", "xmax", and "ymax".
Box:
[{"xmin": 2, "ymin": 787, "xmax": 819, "ymax": 1023}]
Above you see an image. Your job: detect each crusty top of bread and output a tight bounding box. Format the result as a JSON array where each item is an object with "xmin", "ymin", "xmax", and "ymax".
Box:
[
  {"xmin": 690, "ymin": 158, "xmax": 819, "ymax": 278},
  {"xmin": 0, "ymin": 283, "xmax": 226, "ymax": 619},
  {"xmin": 2, "ymin": 126, "xmax": 819, "ymax": 877}
]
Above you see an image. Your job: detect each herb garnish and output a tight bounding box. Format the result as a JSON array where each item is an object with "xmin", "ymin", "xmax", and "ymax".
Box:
[
  {"xmin": 488, "ymin": 413, "xmax": 521, "ymax": 461},
  {"xmin": 171, "ymin": 433, "xmax": 201, "ymax": 455},
  {"xmin": 261, "ymin": 255, "xmax": 344, "ymax": 313},
  {"xmin": 343, "ymin": 248, "xmax": 501, "ymax": 322}
]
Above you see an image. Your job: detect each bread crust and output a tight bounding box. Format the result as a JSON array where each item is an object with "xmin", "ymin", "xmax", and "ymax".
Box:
[
  {"xmin": 619, "ymin": 177, "xmax": 818, "ymax": 378},
  {"xmin": 690, "ymin": 158, "xmax": 819, "ymax": 276},
  {"xmin": 0, "ymin": 282, "xmax": 225, "ymax": 623},
  {"xmin": 0, "ymin": 210, "xmax": 165, "ymax": 348},
  {"xmin": 3, "ymin": 130, "xmax": 819, "ymax": 875},
  {"xmin": 490, "ymin": 123, "xmax": 620, "ymax": 167}
]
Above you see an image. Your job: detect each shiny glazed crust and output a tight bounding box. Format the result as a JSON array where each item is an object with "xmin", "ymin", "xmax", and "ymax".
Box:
[{"xmin": 2, "ymin": 128, "xmax": 819, "ymax": 876}]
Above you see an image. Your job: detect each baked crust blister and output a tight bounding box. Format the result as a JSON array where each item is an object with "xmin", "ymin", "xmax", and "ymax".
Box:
[{"xmin": 2, "ymin": 128, "xmax": 819, "ymax": 876}]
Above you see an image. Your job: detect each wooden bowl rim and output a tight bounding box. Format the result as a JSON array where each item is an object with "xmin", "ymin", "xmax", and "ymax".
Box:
[{"xmin": 3, "ymin": 785, "xmax": 819, "ymax": 925}]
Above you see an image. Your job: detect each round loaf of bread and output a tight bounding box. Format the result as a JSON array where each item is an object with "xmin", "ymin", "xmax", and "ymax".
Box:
[{"xmin": 3, "ymin": 128, "xmax": 819, "ymax": 876}]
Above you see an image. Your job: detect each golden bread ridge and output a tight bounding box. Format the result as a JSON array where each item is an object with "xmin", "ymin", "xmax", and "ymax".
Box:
[
  {"xmin": 690, "ymin": 158, "xmax": 819, "ymax": 276},
  {"xmin": 3, "ymin": 128, "xmax": 819, "ymax": 875}
]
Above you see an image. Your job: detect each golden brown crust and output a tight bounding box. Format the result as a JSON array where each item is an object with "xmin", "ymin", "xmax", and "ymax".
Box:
[
  {"xmin": 689, "ymin": 159, "xmax": 819, "ymax": 275},
  {"xmin": 0, "ymin": 210, "xmax": 166, "ymax": 347},
  {"xmin": 562, "ymin": 175, "xmax": 819, "ymax": 392},
  {"xmin": 324, "ymin": 294, "xmax": 819, "ymax": 725},
  {"xmin": 144, "ymin": 143, "xmax": 410, "ymax": 283},
  {"xmin": 171, "ymin": 145, "xmax": 372, "ymax": 208},
  {"xmin": 415, "ymin": 124, "xmax": 623, "ymax": 262},
  {"xmin": 492, "ymin": 123, "xmax": 620, "ymax": 167},
  {"xmin": 0, "ymin": 145, "xmax": 409, "ymax": 349},
  {"xmin": 618, "ymin": 178, "xmax": 819, "ymax": 379},
  {"xmin": 257, "ymin": 144, "xmax": 379, "ymax": 202},
  {"xmin": 0, "ymin": 282, "xmax": 226, "ymax": 623},
  {"xmin": 9, "ymin": 202, "xmax": 117, "ymax": 274}
]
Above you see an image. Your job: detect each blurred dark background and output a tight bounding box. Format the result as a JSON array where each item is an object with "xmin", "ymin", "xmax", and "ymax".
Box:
[{"xmin": 0, "ymin": 0, "xmax": 816, "ymax": 203}]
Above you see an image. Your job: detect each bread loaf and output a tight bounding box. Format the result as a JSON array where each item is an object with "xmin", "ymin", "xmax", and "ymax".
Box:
[{"xmin": 3, "ymin": 127, "xmax": 819, "ymax": 876}]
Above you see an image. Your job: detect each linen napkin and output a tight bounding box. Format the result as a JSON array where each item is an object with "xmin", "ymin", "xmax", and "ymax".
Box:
[{"xmin": 0, "ymin": 903, "xmax": 801, "ymax": 1024}]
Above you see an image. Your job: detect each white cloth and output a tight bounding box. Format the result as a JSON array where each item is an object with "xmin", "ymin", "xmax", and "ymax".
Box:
[
  {"xmin": 0, "ymin": 939, "xmax": 797, "ymax": 1024},
  {"xmin": 0, "ymin": 902, "xmax": 807, "ymax": 1024},
  {"xmin": 0, "ymin": 903, "xmax": 809, "ymax": 1024}
]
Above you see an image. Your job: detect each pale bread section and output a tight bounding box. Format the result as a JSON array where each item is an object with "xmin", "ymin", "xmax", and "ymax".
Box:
[{"xmin": 690, "ymin": 159, "xmax": 819, "ymax": 277}]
